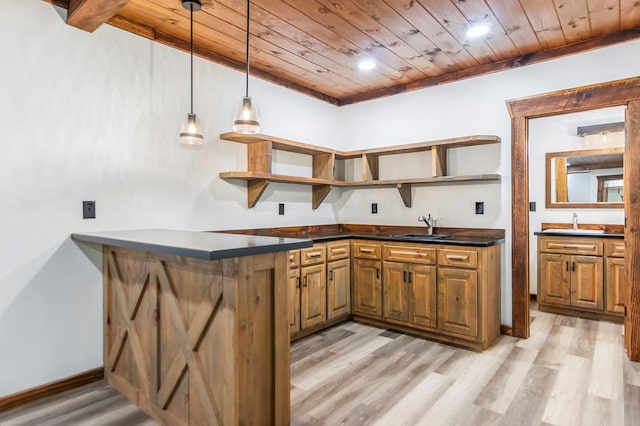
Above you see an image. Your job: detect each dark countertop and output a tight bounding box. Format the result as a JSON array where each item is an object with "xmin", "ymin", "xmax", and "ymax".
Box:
[
  {"xmin": 533, "ymin": 230, "xmax": 623, "ymax": 239},
  {"xmin": 217, "ymin": 226, "xmax": 504, "ymax": 247},
  {"xmin": 71, "ymin": 229, "xmax": 313, "ymax": 260},
  {"xmin": 306, "ymin": 233, "xmax": 501, "ymax": 247}
]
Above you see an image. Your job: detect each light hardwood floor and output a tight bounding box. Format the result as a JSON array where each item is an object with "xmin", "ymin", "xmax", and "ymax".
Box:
[{"xmin": 2, "ymin": 308, "xmax": 640, "ymax": 425}]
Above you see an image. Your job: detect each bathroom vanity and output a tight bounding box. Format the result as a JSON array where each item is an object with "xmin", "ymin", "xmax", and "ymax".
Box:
[{"xmin": 535, "ymin": 228, "xmax": 625, "ymax": 322}]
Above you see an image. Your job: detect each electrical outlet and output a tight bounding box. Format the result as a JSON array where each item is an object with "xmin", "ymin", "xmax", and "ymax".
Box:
[
  {"xmin": 529, "ymin": 202, "xmax": 536, "ymax": 212},
  {"xmin": 83, "ymin": 201, "xmax": 96, "ymax": 219},
  {"xmin": 475, "ymin": 201, "xmax": 484, "ymax": 215},
  {"xmin": 278, "ymin": 203, "xmax": 285, "ymax": 215},
  {"xmin": 371, "ymin": 203, "xmax": 378, "ymax": 214}
]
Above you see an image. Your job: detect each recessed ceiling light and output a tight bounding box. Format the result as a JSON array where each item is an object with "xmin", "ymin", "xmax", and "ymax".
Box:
[
  {"xmin": 358, "ymin": 60, "xmax": 376, "ymax": 71},
  {"xmin": 466, "ymin": 24, "xmax": 490, "ymax": 38}
]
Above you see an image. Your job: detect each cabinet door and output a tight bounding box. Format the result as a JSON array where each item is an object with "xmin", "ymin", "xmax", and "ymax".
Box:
[
  {"xmin": 301, "ymin": 263, "xmax": 326, "ymax": 329},
  {"xmin": 538, "ymin": 253, "xmax": 571, "ymax": 306},
  {"xmin": 570, "ymin": 255, "xmax": 604, "ymax": 310},
  {"xmin": 410, "ymin": 264, "xmax": 437, "ymax": 329},
  {"xmin": 437, "ymin": 267, "xmax": 478, "ymax": 337},
  {"xmin": 327, "ymin": 259, "xmax": 350, "ymax": 319},
  {"xmin": 383, "ymin": 261, "xmax": 409, "ymax": 322},
  {"xmin": 353, "ymin": 258, "xmax": 382, "ymax": 317},
  {"xmin": 606, "ymin": 257, "xmax": 626, "ymax": 316},
  {"xmin": 289, "ymin": 268, "xmax": 301, "ymax": 334}
]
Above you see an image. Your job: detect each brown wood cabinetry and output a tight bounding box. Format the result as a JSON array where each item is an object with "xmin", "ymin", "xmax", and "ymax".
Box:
[
  {"xmin": 537, "ymin": 235, "xmax": 623, "ymax": 322},
  {"xmin": 438, "ymin": 267, "xmax": 478, "ymax": 337},
  {"xmin": 289, "ymin": 267, "xmax": 301, "ymax": 333},
  {"xmin": 352, "ymin": 241, "xmax": 383, "ymax": 318},
  {"xmin": 327, "ymin": 241, "xmax": 350, "ymax": 319},
  {"xmin": 606, "ymin": 240, "xmax": 626, "ymax": 316},
  {"xmin": 301, "ymin": 263, "xmax": 327, "ymax": 328},
  {"xmin": 355, "ymin": 241, "xmax": 500, "ymax": 351}
]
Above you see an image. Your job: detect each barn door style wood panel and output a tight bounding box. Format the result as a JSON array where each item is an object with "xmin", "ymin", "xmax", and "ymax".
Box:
[{"xmin": 103, "ymin": 246, "xmax": 289, "ymax": 426}]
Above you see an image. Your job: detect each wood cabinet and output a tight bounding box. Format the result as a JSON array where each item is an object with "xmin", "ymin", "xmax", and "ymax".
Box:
[
  {"xmin": 606, "ymin": 240, "xmax": 626, "ymax": 316},
  {"xmin": 537, "ymin": 235, "xmax": 623, "ymax": 322},
  {"xmin": 438, "ymin": 267, "xmax": 478, "ymax": 337},
  {"xmin": 300, "ymin": 263, "xmax": 326, "ymax": 329},
  {"xmin": 352, "ymin": 241, "xmax": 382, "ymax": 317},
  {"xmin": 289, "ymin": 267, "xmax": 301, "ymax": 333},
  {"xmin": 355, "ymin": 241, "xmax": 500, "ymax": 350},
  {"xmin": 327, "ymin": 240, "xmax": 350, "ymax": 319},
  {"xmin": 382, "ymin": 243, "xmax": 437, "ymax": 328}
]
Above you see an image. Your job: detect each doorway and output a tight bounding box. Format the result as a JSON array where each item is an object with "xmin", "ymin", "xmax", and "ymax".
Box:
[{"xmin": 506, "ymin": 76, "xmax": 640, "ymax": 361}]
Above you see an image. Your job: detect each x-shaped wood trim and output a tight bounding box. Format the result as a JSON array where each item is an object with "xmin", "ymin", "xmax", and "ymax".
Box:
[
  {"xmin": 105, "ymin": 252, "xmax": 152, "ymax": 398},
  {"xmin": 155, "ymin": 262, "xmax": 223, "ymax": 425}
]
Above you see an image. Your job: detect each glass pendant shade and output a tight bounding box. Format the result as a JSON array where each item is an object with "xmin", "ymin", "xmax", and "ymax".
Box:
[
  {"xmin": 233, "ymin": 96, "xmax": 260, "ymax": 134},
  {"xmin": 180, "ymin": 113, "xmax": 204, "ymax": 145}
]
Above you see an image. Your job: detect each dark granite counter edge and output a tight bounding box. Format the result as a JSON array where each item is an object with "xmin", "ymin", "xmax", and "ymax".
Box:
[
  {"xmin": 308, "ymin": 234, "xmax": 503, "ymax": 247},
  {"xmin": 533, "ymin": 231, "xmax": 623, "ymax": 239},
  {"xmin": 71, "ymin": 233, "xmax": 313, "ymax": 261}
]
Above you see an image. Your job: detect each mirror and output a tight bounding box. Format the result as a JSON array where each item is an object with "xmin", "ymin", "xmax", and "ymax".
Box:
[{"xmin": 546, "ymin": 147, "xmax": 624, "ymax": 208}]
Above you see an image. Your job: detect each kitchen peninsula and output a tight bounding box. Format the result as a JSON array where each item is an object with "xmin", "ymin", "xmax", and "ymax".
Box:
[{"xmin": 71, "ymin": 229, "xmax": 312, "ymax": 426}]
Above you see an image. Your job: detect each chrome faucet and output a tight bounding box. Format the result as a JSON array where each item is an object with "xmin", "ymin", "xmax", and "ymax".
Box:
[
  {"xmin": 418, "ymin": 214, "xmax": 434, "ymax": 235},
  {"xmin": 572, "ymin": 212, "xmax": 578, "ymax": 230}
]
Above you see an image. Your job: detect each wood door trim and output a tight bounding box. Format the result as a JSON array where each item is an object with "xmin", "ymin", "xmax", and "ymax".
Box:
[
  {"xmin": 506, "ymin": 76, "xmax": 640, "ymax": 361},
  {"xmin": 0, "ymin": 368, "xmax": 104, "ymax": 413}
]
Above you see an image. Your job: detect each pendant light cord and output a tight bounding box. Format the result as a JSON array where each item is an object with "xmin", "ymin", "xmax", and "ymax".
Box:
[
  {"xmin": 245, "ymin": 0, "xmax": 250, "ymax": 98},
  {"xmin": 190, "ymin": 5, "xmax": 194, "ymax": 114}
]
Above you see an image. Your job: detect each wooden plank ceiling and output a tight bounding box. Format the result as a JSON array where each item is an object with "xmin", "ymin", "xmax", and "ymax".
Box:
[{"xmin": 50, "ymin": 0, "xmax": 640, "ymax": 105}]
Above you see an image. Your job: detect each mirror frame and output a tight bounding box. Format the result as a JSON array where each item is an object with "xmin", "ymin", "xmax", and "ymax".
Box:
[{"xmin": 545, "ymin": 146, "xmax": 624, "ymax": 208}]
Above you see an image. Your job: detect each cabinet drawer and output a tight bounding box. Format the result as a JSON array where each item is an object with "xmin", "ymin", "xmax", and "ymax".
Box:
[
  {"xmin": 605, "ymin": 240, "xmax": 625, "ymax": 258},
  {"xmin": 437, "ymin": 248, "xmax": 478, "ymax": 269},
  {"xmin": 327, "ymin": 241, "xmax": 350, "ymax": 261},
  {"xmin": 352, "ymin": 241, "xmax": 382, "ymax": 260},
  {"xmin": 383, "ymin": 243, "xmax": 436, "ymax": 264},
  {"xmin": 539, "ymin": 237, "xmax": 603, "ymax": 256},
  {"xmin": 288, "ymin": 250, "xmax": 300, "ymax": 269},
  {"xmin": 300, "ymin": 245, "xmax": 326, "ymax": 266}
]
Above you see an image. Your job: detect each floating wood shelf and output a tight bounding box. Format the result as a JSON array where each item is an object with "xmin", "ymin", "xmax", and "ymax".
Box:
[{"xmin": 219, "ymin": 132, "xmax": 502, "ymax": 209}]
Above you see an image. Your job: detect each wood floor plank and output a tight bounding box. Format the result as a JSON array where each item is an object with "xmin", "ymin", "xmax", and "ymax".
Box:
[
  {"xmin": 624, "ymin": 384, "xmax": 640, "ymax": 426},
  {"xmin": 541, "ymin": 354, "xmax": 592, "ymax": 425},
  {"xmin": 583, "ymin": 395, "xmax": 624, "ymax": 426},
  {"xmin": 534, "ymin": 324, "xmax": 575, "ymax": 370},
  {"xmin": 589, "ymin": 339, "xmax": 625, "ymax": 401},
  {"xmin": 499, "ymin": 365, "xmax": 558, "ymax": 426},
  {"xmin": 474, "ymin": 345, "xmax": 540, "ymax": 414}
]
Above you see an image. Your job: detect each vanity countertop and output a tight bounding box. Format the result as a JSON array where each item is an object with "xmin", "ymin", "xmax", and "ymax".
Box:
[{"xmin": 534, "ymin": 229, "xmax": 623, "ymax": 238}]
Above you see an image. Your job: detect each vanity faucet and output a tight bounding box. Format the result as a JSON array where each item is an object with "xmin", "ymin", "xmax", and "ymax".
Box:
[
  {"xmin": 572, "ymin": 212, "xmax": 578, "ymax": 230},
  {"xmin": 418, "ymin": 214, "xmax": 434, "ymax": 235}
]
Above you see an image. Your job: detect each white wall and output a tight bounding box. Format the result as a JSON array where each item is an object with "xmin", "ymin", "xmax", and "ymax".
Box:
[
  {"xmin": 0, "ymin": 0, "xmax": 340, "ymax": 397},
  {"xmin": 528, "ymin": 108, "xmax": 625, "ymax": 293},
  {"xmin": 336, "ymin": 41, "xmax": 640, "ymax": 328},
  {"xmin": 4, "ymin": 0, "xmax": 640, "ymax": 398}
]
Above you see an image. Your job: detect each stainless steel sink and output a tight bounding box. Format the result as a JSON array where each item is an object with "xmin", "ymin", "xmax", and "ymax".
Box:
[{"xmin": 397, "ymin": 233, "xmax": 449, "ymax": 240}]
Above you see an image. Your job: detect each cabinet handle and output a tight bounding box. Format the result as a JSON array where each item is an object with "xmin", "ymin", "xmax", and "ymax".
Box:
[
  {"xmin": 329, "ymin": 270, "xmax": 334, "ymax": 281},
  {"xmin": 447, "ymin": 256, "xmax": 467, "ymax": 261},
  {"xmin": 296, "ymin": 277, "xmax": 301, "ymax": 289},
  {"xmin": 307, "ymin": 252, "xmax": 322, "ymax": 258},
  {"xmin": 303, "ymin": 276, "xmax": 308, "ymax": 287},
  {"xmin": 409, "ymin": 272, "xmax": 413, "ymax": 284},
  {"xmin": 572, "ymin": 261, "xmax": 576, "ymax": 272},
  {"xmin": 566, "ymin": 261, "xmax": 569, "ymax": 271},
  {"xmin": 360, "ymin": 248, "xmax": 375, "ymax": 253},
  {"xmin": 376, "ymin": 268, "xmax": 380, "ymax": 279},
  {"xmin": 403, "ymin": 270, "xmax": 407, "ymax": 282}
]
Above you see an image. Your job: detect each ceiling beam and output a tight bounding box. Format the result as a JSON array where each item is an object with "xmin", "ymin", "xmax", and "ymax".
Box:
[{"xmin": 66, "ymin": 0, "xmax": 130, "ymax": 33}]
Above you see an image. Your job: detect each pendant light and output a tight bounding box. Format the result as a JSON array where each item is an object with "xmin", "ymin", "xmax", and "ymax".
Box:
[
  {"xmin": 233, "ymin": 0, "xmax": 260, "ymax": 134},
  {"xmin": 179, "ymin": 0, "xmax": 204, "ymax": 145}
]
